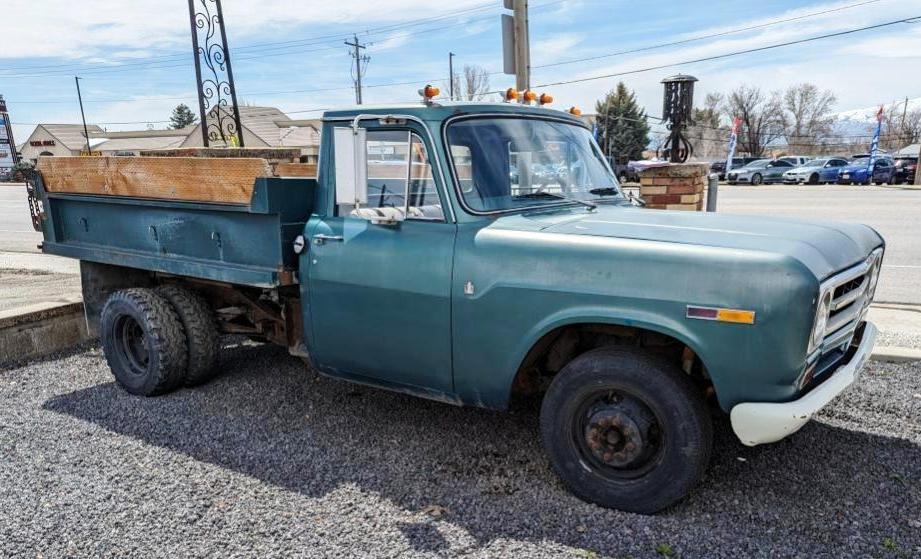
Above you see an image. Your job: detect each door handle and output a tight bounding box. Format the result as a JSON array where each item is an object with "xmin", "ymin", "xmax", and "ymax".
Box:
[{"xmin": 313, "ymin": 234, "xmax": 344, "ymax": 245}]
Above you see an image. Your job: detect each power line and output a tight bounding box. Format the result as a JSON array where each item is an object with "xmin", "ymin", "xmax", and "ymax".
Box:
[
  {"xmin": 533, "ymin": 0, "xmax": 886, "ymax": 70},
  {"xmin": 531, "ymin": 15, "xmax": 921, "ymax": 89}
]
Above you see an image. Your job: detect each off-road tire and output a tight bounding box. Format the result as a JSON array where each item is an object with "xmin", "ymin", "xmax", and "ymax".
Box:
[
  {"xmin": 751, "ymin": 173, "xmax": 763, "ymax": 186},
  {"xmin": 540, "ymin": 347, "xmax": 713, "ymax": 514},
  {"xmin": 156, "ymin": 285, "xmax": 220, "ymax": 386},
  {"xmin": 101, "ymin": 288, "xmax": 188, "ymax": 396}
]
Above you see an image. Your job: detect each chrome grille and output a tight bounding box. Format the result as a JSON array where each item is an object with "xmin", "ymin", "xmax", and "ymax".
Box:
[{"xmin": 819, "ymin": 249, "xmax": 882, "ymax": 353}]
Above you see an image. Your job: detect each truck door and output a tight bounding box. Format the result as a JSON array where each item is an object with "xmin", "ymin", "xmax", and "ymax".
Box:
[{"xmin": 305, "ymin": 125, "xmax": 456, "ymax": 394}]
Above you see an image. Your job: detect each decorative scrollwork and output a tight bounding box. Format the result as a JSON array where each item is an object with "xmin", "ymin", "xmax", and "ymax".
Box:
[
  {"xmin": 188, "ymin": 0, "xmax": 243, "ymax": 147},
  {"xmin": 659, "ymin": 75, "xmax": 697, "ymax": 163}
]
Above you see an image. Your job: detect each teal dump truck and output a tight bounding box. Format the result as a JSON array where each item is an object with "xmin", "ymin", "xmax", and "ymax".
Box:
[{"xmin": 27, "ymin": 99, "xmax": 884, "ymax": 513}]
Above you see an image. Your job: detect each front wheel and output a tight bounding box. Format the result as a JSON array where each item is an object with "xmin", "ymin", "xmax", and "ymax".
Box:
[
  {"xmin": 809, "ymin": 173, "xmax": 819, "ymax": 185},
  {"xmin": 540, "ymin": 347, "xmax": 712, "ymax": 514},
  {"xmin": 751, "ymin": 173, "xmax": 763, "ymax": 186}
]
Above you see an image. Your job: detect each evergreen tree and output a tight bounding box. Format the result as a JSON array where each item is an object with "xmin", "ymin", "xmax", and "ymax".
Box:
[
  {"xmin": 594, "ymin": 82, "xmax": 650, "ymax": 161},
  {"xmin": 169, "ymin": 104, "xmax": 198, "ymax": 129}
]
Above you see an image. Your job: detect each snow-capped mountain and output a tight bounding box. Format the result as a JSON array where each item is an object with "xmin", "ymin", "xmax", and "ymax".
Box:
[{"xmin": 832, "ymin": 97, "xmax": 921, "ymax": 136}]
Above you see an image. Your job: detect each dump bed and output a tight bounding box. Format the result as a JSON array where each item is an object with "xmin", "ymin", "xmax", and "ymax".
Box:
[{"xmin": 30, "ymin": 154, "xmax": 316, "ymax": 288}]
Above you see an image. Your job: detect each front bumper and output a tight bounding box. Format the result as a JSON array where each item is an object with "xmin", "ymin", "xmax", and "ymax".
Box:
[{"xmin": 730, "ymin": 321, "xmax": 877, "ymax": 446}]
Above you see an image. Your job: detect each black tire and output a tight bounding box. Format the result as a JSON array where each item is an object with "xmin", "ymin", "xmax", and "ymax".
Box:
[
  {"xmin": 751, "ymin": 173, "xmax": 763, "ymax": 186},
  {"xmin": 156, "ymin": 285, "xmax": 220, "ymax": 386},
  {"xmin": 809, "ymin": 173, "xmax": 819, "ymax": 185},
  {"xmin": 100, "ymin": 288, "xmax": 188, "ymax": 396},
  {"xmin": 540, "ymin": 347, "xmax": 712, "ymax": 514}
]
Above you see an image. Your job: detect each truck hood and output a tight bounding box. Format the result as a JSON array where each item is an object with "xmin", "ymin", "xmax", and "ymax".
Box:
[{"xmin": 497, "ymin": 206, "xmax": 883, "ymax": 280}]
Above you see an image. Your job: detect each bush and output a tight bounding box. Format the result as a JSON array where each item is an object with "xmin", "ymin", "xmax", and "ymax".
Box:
[{"xmin": 10, "ymin": 161, "xmax": 34, "ymax": 182}]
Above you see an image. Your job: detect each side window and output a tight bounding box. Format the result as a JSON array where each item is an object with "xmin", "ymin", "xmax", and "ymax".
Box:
[{"xmin": 350, "ymin": 130, "xmax": 444, "ymax": 221}]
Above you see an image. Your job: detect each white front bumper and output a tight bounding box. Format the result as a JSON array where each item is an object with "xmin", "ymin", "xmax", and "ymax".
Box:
[{"xmin": 730, "ymin": 321, "xmax": 877, "ymax": 446}]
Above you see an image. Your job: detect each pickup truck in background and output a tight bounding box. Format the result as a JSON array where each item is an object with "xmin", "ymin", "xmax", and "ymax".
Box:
[{"xmin": 27, "ymin": 99, "xmax": 884, "ymax": 514}]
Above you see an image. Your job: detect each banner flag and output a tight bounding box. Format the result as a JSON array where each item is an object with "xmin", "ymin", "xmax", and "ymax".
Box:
[
  {"xmin": 725, "ymin": 117, "xmax": 742, "ymax": 172},
  {"xmin": 867, "ymin": 105, "xmax": 884, "ymax": 174}
]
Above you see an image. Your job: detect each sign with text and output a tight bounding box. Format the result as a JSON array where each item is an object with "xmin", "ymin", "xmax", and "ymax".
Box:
[{"xmin": 0, "ymin": 115, "xmax": 13, "ymax": 169}]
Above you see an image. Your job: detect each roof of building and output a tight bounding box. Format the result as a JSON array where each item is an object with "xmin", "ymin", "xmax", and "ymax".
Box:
[
  {"xmin": 39, "ymin": 124, "xmax": 105, "ymax": 151},
  {"xmin": 88, "ymin": 127, "xmax": 193, "ymax": 139},
  {"xmin": 895, "ymin": 143, "xmax": 920, "ymax": 157},
  {"xmin": 95, "ymin": 135, "xmax": 187, "ymax": 152}
]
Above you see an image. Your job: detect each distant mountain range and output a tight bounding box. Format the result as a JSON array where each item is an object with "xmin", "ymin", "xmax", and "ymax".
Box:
[{"xmin": 832, "ymin": 97, "xmax": 921, "ymax": 138}]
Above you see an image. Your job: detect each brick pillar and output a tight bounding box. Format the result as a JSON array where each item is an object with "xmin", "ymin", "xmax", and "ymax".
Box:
[{"xmin": 638, "ymin": 163, "xmax": 710, "ymax": 211}]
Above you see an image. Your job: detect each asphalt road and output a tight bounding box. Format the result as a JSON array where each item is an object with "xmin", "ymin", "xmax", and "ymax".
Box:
[
  {"xmin": 1, "ymin": 182, "xmax": 918, "ymax": 304},
  {"xmin": 0, "ymin": 343, "xmax": 918, "ymax": 558},
  {"xmin": 718, "ymin": 183, "xmax": 920, "ymax": 305}
]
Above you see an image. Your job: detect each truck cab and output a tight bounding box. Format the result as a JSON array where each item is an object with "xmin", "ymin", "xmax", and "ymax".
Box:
[{"xmin": 29, "ymin": 99, "xmax": 884, "ymax": 514}]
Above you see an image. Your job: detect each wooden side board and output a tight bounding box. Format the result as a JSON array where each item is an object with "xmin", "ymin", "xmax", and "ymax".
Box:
[
  {"xmin": 275, "ymin": 162, "xmax": 318, "ymax": 177},
  {"xmin": 38, "ymin": 157, "xmax": 274, "ymax": 205}
]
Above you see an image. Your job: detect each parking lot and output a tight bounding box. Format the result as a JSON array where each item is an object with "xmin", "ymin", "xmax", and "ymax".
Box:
[{"xmin": 1, "ymin": 341, "xmax": 919, "ymax": 558}]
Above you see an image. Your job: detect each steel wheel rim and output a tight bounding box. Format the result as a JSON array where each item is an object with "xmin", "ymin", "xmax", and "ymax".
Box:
[
  {"xmin": 115, "ymin": 315, "xmax": 150, "ymax": 375},
  {"xmin": 572, "ymin": 389, "xmax": 665, "ymax": 480}
]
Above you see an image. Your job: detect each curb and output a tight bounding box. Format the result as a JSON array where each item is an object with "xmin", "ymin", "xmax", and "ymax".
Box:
[
  {"xmin": 0, "ymin": 298, "xmax": 94, "ymax": 365},
  {"xmin": 870, "ymin": 346, "xmax": 921, "ymax": 364}
]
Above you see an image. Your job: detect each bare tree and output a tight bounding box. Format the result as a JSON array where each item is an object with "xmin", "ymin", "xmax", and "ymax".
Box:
[
  {"xmin": 688, "ymin": 92, "xmax": 726, "ymax": 159},
  {"xmin": 781, "ymin": 84, "xmax": 837, "ymax": 155},
  {"xmin": 462, "ymin": 65, "xmax": 491, "ymax": 101},
  {"xmin": 882, "ymin": 101, "xmax": 921, "ymax": 150},
  {"xmin": 724, "ymin": 85, "xmax": 784, "ymax": 157}
]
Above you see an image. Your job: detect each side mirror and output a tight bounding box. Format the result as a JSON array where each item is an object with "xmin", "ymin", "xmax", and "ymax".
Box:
[{"xmin": 334, "ymin": 126, "xmax": 368, "ymax": 207}]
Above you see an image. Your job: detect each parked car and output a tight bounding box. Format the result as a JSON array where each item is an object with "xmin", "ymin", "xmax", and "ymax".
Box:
[
  {"xmin": 778, "ymin": 155, "xmax": 812, "ymax": 167},
  {"xmin": 726, "ymin": 158, "xmax": 795, "ymax": 185},
  {"xmin": 782, "ymin": 157, "xmax": 850, "ymax": 184},
  {"xmin": 893, "ymin": 156, "xmax": 917, "ymax": 184},
  {"xmin": 837, "ymin": 156, "xmax": 897, "ymax": 185},
  {"xmin": 710, "ymin": 157, "xmax": 759, "ymax": 180}
]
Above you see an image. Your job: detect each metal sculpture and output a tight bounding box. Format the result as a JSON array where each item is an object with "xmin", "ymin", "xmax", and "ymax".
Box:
[
  {"xmin": 660, "ymin": 74, "xmax": 697, "ymax": 163},
  {"xmin": 188, "ymin": 0, "xmax": 244, "ymax": 147}
]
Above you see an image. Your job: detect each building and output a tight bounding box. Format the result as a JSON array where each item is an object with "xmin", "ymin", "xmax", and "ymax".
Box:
[
  {"xmin": 19, "ymin": 106, "xmax": 322, "ymax": 164},
  {"xmin": 88, "ymin": 128, "xmax": 191, "ymax": 157},
  {"xmin": 19, "ymin": 124, "xmax": 105, "ymax": 161},
  {"xmin": 181, "ymin": 106, "xmax": 321, "ymax": 162}
]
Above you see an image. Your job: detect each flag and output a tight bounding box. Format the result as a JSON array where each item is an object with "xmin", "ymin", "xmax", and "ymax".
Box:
[
  {"xmin": 725, "ymin": 117, "xmax": 742, "ymax": 172},
  {"xmin": 867, "ymin": 105, "xmax": 884, "ymax": 174}
]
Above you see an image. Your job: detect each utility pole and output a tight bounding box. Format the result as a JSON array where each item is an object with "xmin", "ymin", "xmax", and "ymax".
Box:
[
  {"xmin": 345, "ymin": 35, "xmax": 369, "ymax": 105},
  {"xmin": 449, "ymin": 52, "xmax": 456, "ymax": 100},
  {"xmin": 501, "ymin": 0, "xmax": 530, "ymax": 102},
  {"xmin": 74, "ymin": 77, "xmax": 91, "ymax": 156}
]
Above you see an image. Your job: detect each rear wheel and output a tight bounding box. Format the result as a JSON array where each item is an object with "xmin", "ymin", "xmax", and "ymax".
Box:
[
  {"xmin": 751, "ymin": 173, "xmax": 763, "ymax": 186},
  {"xmin": 100, "ymin": 289, "xmax": 188, "ymax": 396},
  {"xmin": 156, "ymin": 285, "xmax": 220, "ymax": 386},
  {"xmin": 540, "ymin": 347, "xmax": 712, "ymax": 514}
]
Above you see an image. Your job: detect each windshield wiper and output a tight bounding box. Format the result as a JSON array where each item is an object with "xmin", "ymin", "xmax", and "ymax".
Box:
[{"xmin": 514, "ymin": 191, "xmax": 597, "ymax": 210}]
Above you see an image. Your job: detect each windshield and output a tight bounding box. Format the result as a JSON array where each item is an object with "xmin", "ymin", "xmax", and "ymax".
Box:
[
  {"xmin": 446, "ymin": 117, "xmax": 620, "ymax": 213},
  {"xmin": 744, "ymin": 159, "xmax": 769, "ymax": 168},
  {"xmin": 807, "ymin": 159, "xmax": 828, "ymax": 167}
]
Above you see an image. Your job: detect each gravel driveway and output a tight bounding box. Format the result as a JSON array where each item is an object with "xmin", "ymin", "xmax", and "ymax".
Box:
[{"xmin": 1, "ymin": 342, "xmax": 919, "ymax": 558}]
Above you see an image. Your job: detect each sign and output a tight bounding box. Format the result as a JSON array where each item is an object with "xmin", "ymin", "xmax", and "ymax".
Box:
[
  {"xmin": 30, "ymin": 140, "xmax": 55, "ymax": 147},
  {"xmin": 0, "ymin": 114, "xmax": 13, "ymax": 169},
  {"xmin": 725, "ymin": 117, "xmax": 742, "ymax": 173}
]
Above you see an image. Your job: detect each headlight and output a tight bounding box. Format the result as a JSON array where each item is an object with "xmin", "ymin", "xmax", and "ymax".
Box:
[{"xmin": 809, "ymin": 289, "xmax": 833, "ymax": 353}]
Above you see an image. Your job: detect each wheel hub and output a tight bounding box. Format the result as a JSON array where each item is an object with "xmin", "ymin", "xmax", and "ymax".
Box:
[{"xmin": 584, "ymin": 409, "xmax": 645, "ymax": 467}]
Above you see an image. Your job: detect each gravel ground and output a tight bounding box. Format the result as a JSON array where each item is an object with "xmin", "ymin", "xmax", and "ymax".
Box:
[{"xmin": 1, "ymin": 342, "xmax": 919, "ymax": 559}]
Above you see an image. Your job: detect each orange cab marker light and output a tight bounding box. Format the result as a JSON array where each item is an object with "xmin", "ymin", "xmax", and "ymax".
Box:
[
  {"xmin": 539, "ymin": 93, "xmax": 554, "ymax": 106},
  {"xmin": 568, "ymin": 106, "xmax": 582, "ymax": 116},
  {"xmin": 686, "ymin": 306, "xmax": 756, "ymax": 325},
  {"xmin": 523, "ymin": 90, "xmax": 538, "ymax": 103},
  {"xmin": 505, "ymin": 88, "xmax": 519, "ymax": 102},
  {"xmin": 422, "ymin": 84, "xmax": 440, "ymax": 99}
]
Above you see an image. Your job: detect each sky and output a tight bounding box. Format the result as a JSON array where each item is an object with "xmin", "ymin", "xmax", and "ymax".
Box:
[{"xmin": 2, "ymin": 0, "xmax": 920, "ymax": 145}]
